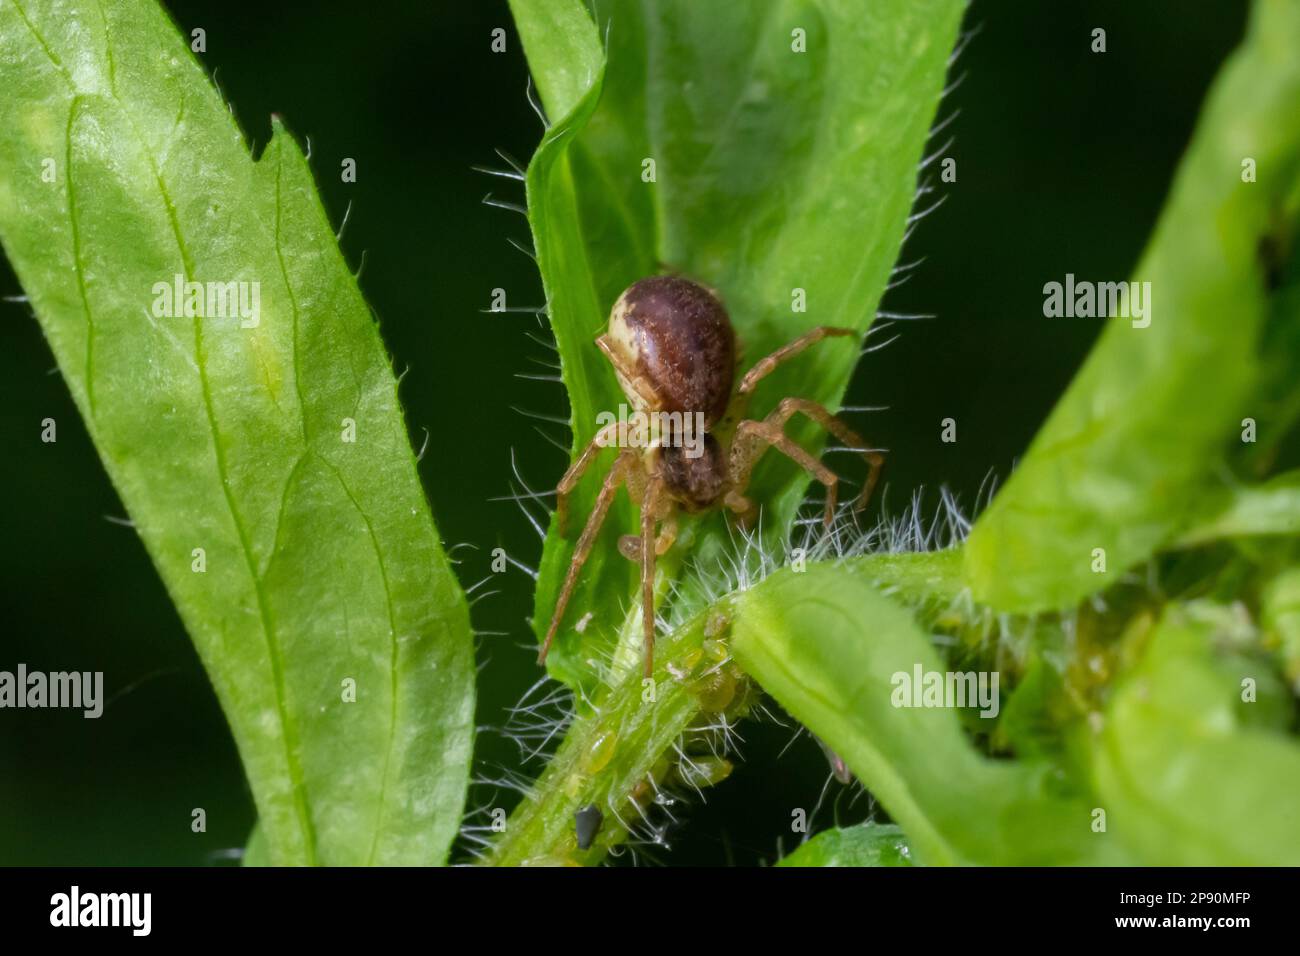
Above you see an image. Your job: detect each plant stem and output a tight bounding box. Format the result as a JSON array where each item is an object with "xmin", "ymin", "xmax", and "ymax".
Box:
[{"xmin": 486, "ymin": 597, "xmax": 753, "ymax": 865}]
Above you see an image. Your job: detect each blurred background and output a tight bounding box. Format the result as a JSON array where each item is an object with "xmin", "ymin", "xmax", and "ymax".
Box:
[{"xmin": 0, "ymin": 0, "xmax": 1248, "ymax": 864}]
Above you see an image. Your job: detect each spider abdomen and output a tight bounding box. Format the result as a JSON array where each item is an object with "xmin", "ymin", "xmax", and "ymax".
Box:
[{"xmin": 606, "ymin": 275, "xmax": 735, "ymax": 424}]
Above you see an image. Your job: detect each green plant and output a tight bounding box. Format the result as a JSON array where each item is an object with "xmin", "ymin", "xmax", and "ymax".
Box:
[
  {"xmin": 2, "ymin": 0, "xmax": 1298, "ymax": 868},
  {"xmin": 0, "ymin": 0, "xmax": 473, "ymax": 866}
]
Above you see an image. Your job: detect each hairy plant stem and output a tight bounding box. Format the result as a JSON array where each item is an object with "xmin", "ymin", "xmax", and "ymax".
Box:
[{"xmin": 485, "ymin": 594, "xmax": 752, "ymax": 866}]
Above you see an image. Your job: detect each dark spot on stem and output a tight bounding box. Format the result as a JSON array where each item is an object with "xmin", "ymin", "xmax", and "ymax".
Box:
[{"xmin": 574, "ymin": 803, "xmax": 604, "ymax": 851}]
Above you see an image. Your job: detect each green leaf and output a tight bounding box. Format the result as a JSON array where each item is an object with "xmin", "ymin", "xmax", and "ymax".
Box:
[
  {"xmin": 846, "ymin": 547, "xmax": 966, "ymax": 606},
  {"xmin": 508, "ymin": 0, "xmax": 604, "ymax": 121},
  {"xmin": 730, "ymin": 563, "xmax": 1121, "ymax": 865},
  {"xmin": 1177, "ymin": 470, "xmax": 1300, "ymax": 546},
  {"xmin": 777, "ymin": 823, "xmax": 913, "ymax": 867},
  {"xmin": 241, "ymin": 823, "xmax": 269, "ymax": 868},
  {"xmin": 0, "ymin": 0, "xmax": 474, "ymax": 865},
  {"xmin": 507, "ymin": 0, "xmax": 629, "ymax": 693},
  {"xmin": 1092, "ymin": 601, "xmax": 1300, "ymax": 865},
  {"xmin": 511, "ymin": 0, "xmax": 968, "ymax": 692},
  {"xmin": 1263, "ymin": 566, "xmax": 1300, "ymax": 692},
  {"xmin": 1240, "ymin": 183, "xmax": 1300, "ymax": 477},
  {"xmin": 963, "ymin": 0, "xmax": 1300, "ymax": 613}
]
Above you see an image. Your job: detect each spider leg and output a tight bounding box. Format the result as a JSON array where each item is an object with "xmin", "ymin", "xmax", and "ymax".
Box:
[
  {"xmin": 639, "ymin": 477, "xmax": 669, "ymax": 678},
  {"xmin": 727, "ymin": 419, "xmax": 841, "ymax": 527},
  {"xmin": 737, "ymin": 326, "xmax": 857, "ymax": 398},
  {"xmin": 539, "ymin": 449, "xmax": 639, "ymax": 666},
  {"xmin": 763, "ymin": 397, "xmax": 884, "ymax": 512},
  {"xmin": 556, "ymin": 421, "xmax": 621, "ymax": 536}
]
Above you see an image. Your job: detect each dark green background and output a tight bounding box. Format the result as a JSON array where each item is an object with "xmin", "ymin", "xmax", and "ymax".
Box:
[{"xmin": 0, "ymin": 0, "xmax": 1247, "ymax": 864}]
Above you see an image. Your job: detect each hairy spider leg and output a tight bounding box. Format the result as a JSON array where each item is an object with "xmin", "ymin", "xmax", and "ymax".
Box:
[
  {"xmin": 638, "ymin": 477, "xmax": 669, "ymax": 677},
  {"xmin": 726, "ymin": 327, "xmax": 883, "ymax": 524},
  {"xmin": 737, "ymin": 326, "xmax": 857, "ymax": 398},
  {"xmin": 539, "ymin": 449, "xmax": 640, "ymax": 666},
  {"xmin": 555, "ymin": 421, "xmax": 621, "ymax": 536},
  {"xmin": 758, "ymin": 397, "xmax": 883, "ymax": 511},
  {"xmin": 727, "ymin": 419, "xmax": 843, "ymax": 527}
]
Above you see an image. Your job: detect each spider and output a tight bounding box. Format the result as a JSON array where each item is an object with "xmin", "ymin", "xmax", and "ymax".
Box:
[{"xmin": 538, "ymin": 275, "xmax": 883, "ymax": 677}]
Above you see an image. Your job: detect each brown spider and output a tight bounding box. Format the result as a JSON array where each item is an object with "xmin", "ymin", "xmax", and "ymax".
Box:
[{"xmin": 538, "ymin": 275, "xmax": 883, "ymax": 677}]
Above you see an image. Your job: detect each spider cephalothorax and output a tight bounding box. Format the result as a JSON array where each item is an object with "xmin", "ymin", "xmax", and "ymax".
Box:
[{"xmin": 540, "ymin": 275, "xmax": 883, "ymax": 676}]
